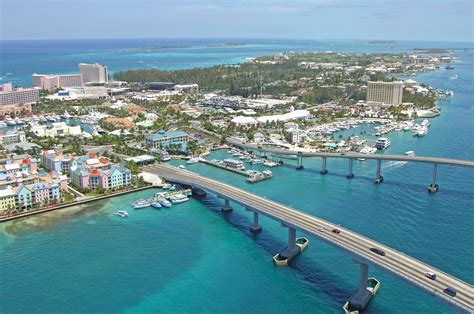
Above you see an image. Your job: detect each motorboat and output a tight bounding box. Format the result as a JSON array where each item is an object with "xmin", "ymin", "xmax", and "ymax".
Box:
[
  {"xmin": 159, "ymin": 198, "xmax": 172, "ymax": 208},
  {"xmin": 421, "ymin": 119, "xmax": 430, "ymax": 127},
  {"xmin": 151, "ymin": 201, "xmax": 162, "ymax": 208},
  {"xmin": 178, "ymin": 165, "xmax": 186, "ymax": 169},
  {"xmin": 417, "ymin": 127, "xmax": 428, "ymax": 136},
  {"xmin": 405, "ymin": 151, "xmax": 415, "ymax": 156},
  {"xmin": 358, "ymin": 146, "xmax": 377, "ymax": 160},
  {"xmin": 170, "ymin": 194, "xmax": 189, "ymax": 204},
  {"xmin": 169, "ymin": 184, "xmax": 176, "ymax": 191},
  {"xmin": 374, "ymin": 138, "xmax": 391, "ymax": 150},
  {"xmin": 133, "ymin": 199, "xmax": 151, "ymax": 209},
  {"xmin": 115, "ymin": 210, "xmax": 129, "ymax": 218},
  {"xmin": 163, "ymin": 183, "xmax": 172, "ymax": 190},
  {"xmin": 262, "ymin": 169, "xmax": 272, "ymax": 176},
  {"xmin": 186, "ymin": 157, "xmax": 199, "ymax": 164}
]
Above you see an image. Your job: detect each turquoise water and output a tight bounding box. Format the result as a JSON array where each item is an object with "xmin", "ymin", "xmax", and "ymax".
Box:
[{"xmin": 0, "ymin": 41, "xmax": 473, "ymax": 313}]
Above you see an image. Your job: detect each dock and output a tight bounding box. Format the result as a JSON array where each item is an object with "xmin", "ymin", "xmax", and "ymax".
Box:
[{"xmin": 200, "ymin": 159, "xmax": 250, "ymax": 177}]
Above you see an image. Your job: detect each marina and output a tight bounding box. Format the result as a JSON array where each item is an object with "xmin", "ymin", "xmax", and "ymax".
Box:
[{"xmin": 131, "ymin": 188, "xmax": 192, "ymax": 209}]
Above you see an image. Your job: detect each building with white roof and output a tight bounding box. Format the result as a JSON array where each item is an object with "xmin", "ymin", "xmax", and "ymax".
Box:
[
  {"xmin": 256, "ymin": 109, "xmax": 310, "ymax": 124},
  {"xmin": 231, "ymin": 116, "xmax": 257, "ymax": 126}
]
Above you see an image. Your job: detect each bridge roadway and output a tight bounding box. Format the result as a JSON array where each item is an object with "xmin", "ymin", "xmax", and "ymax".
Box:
[
  {"xmin": 146, "ymin": 163, "xmax": 473, "ymax": 312},
  {"xmin": 227, "ymin": 138, "xmax": 474, "ymax": 168}
]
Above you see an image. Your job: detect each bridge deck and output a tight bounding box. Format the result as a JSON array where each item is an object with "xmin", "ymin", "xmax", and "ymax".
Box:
[
  {"xmin": 227, "ymin": 138, "xmax": 474, "ymax": 168},
  {"xmin": 146, "ymin": 164, "xmax": 473, "ymax": 312}
]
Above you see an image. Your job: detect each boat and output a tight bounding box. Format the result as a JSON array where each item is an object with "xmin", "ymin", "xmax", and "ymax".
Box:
[
  {"xmin": 162, "ymin": 183, "xmax": 172, "ymax": 190},
  {"xmin": 151, "ymin": 201, "xmax": 162, "ymax": 208},
  {"xmin": 186, "ymin": 157, "xmax": 199, "ymax": 164},
  {"xmin": 374, "ymin": 138, "xmax": 391, "ymax": 150},
  {"xmin": 178, "ymin": 165, "xmax": 186, "ymax": 169},
  {"xmin": 263, "ymin": 160, "xmax": 279, "ymax": 167},
  {"xmin": 223, "ymin": 159, "xmax": 245, "ymax": 170},
  {"xmin": 417, "ymin": 127, "xmax": 428, "ymax": 136},
  {"xmin": 421, "ymin": 119, "xmax": 430, "ymax": 127},
  {"xmin": 169, "ymin": 184, "xmax": 176, "ymax": 191},
  {"xmin": 405, "ymin": 150, "xmax": 415, "ymax": 156},
  {"xmin": 262, "ymin": 169, "xmax": 272, "ymax": 176},
  {"xmin": 133, "ymin": 199, "xmax": 151, "ymax": 209},
  {"xmin": 358, "ymin": 146, "xmax": 377, "ymax": 160},
  {"xmin": 169, "ymin": 194, "xmax": 189, "ymax": 204},
  {"xmin": 159, "ymin": 198, "xmax": 172, "ymax": 208},
  {"xmin": 115, "ymin": 210, "xmax": 129, "ymax": 218},
  {"xmin": 450, "ymin": 74, "xmax": 458, "ymax": 80}
]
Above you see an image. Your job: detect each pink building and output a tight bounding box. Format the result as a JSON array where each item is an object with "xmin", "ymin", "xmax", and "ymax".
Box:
[
  {"xmin": 0, "ymin": 83, "xmax": 13, "ymax": 92},
  {"xmin": 32, "ymin": 74, "xmax": 82, "ymax": 90}
]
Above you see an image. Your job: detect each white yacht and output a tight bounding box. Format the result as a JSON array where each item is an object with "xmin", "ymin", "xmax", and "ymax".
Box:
[
  {"xmin": 133, "ymin": 199, "xmax": 151, "ymax": 209},
  {"xmin": 186, "ymin": 157, "xmax": 199, "ymax": 164},
  {"xmin": 115, "ymin": 210, "xmax": 129, "ymax": 218},
  {"xmin": 159, "ymin": 198, "xmax": 172, "ymax": 208},
  {"xmin": 374, "ymin": 138, "xmax": 391, "ymax": 150},
  {"xmin": 358, "ymin": 146, "xmax": 377, "ymax": 160},
  {"xmin": 417, "ymin": 127, "xmax": 428, "ymax": 137},
  {"xmin": 262, "ymin": 169, "xmax": 272, "ymax": 176},
  {"xmin": 178, "ymin": 165, "xmax": 186, "ymax": 170},
  {"xmin": 421, "ymin": 119, "xmax": 430, "ymax": 127},
  {"xmin": 151, "ymin": 201, "xmax": 162, "ymax": 208},
  {"xmin": 170, "ymin": 194, "xmax": 189, "ymax": 204},
  {"xmin": 162, "ymin": 183, "xmax": 172, "ymax": 190},
  {"xmin": 405, "ymin": 151, "xmax": 415, "ymax": 156}
]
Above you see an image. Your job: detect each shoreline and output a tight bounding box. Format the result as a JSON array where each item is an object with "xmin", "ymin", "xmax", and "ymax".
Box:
[{"xmin": 0, "ymin": 185, "xmax": 156, "ymax": 223}]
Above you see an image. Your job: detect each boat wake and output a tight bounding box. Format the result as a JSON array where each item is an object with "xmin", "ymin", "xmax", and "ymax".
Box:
[{"xmin": 381, "ymin": 160, "xmax": 408, "ymax": 172}]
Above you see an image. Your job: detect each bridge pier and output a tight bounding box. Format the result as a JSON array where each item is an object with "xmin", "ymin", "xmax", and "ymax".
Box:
[
  {"xmin": 249, "ymin": 211, "xmax": 263, "ymax": 233},
  {"xmin": 346, "ymin": 158, "xmax": 354, "ymax": 179},
  {"xmin": 221, "ymin": 199, "xmax": 233, "ymax": 212},
  {"xmin": 320, "ymin": 157, "xmax": 328, "ymax": 174},
  {"xmin": 428, "ymin": 163, "xmax": 439, "ymax": 193},
  {"xmin": 374, "ymin": 159, "xmax": 383, "ymax": 184},
  {"xmin": 273, "ymin": 225, "xmax": 308, "ymax": 266},
  {"xmin": 296, "ymin": 154, "xmax": 304, "ymax": 170},
  {"xmin": 344, "ymin": 262, "xmax": 380, "ymax": 313}
]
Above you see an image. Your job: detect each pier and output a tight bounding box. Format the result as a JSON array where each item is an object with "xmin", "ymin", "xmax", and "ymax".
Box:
[
  {"xmin": 200, "ymin": 159, "xmax": 273, "ymax": 183},
  {"xmin": 144, "ymin": 163, "xmax": 474, "ymax": 313}
]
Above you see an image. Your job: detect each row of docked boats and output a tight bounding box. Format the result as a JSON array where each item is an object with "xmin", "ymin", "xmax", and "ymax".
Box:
[
  {"xmin": 132, "ymin": 189, "xmax": 191, "ymax": 209},
  {"xmin": 227, "ymin": 147, "xmax": 280, "ymax": 167}
]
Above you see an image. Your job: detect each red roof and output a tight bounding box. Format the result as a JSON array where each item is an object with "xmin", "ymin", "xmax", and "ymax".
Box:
[
  {"xmin": 22, "ymin": 157, "xmax": 30, "ymax": 165},
  {"xmin": 99, "ymin": 157, "xmax": 109, "ymax": 164},
  {"xmin": 88, "ymin": 153, "xmax": 97, "ymax": 158},
  {"xmin": 90, "ymin": 169, "xmax": 100, "ymax": 176}
]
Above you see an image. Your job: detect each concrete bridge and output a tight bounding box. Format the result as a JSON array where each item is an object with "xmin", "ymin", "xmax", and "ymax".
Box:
[
  {"xmin": 227, "ymin": 138, "xmax": 474, "ymax": 192},
  {"xmin": 145, "ymin": 163, "xmax": 473, "ymax": 313}
]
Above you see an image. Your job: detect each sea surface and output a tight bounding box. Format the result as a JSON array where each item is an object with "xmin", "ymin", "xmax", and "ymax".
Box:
[{"xmin": 0, "ymin": 39, "xmax": 473, "ymax": 313}]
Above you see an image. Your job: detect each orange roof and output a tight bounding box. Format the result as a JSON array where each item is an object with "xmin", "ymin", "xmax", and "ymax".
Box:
[
  {"xmin": 90, "ymin": 169, "xmax": 100, "ymax": 176},
  {"xmin": 22, "ymin": 157, "xmax": 30, "ymax": 165},
  {"xmin": 99, "ymin": 157, "xmax": 109, "ymax": 164},
  {"xmin": 88, "ymin": 152, "xmax": 97, "ymax": 158}
]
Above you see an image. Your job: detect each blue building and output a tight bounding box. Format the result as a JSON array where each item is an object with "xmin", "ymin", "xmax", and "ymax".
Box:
[{"xmin": 145, "ymin": 130, "xmax": 189, "ymax": 152}]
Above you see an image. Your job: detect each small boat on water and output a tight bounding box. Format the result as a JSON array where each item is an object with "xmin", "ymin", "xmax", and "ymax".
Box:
[
  {"xmin": 178, "ymin": 165, "xmax": 186, "ymax": 169},
  {"xmin": 159, "ymin": 198, "xmax": 172, "ymax": 208},
  {"xmin": 358, "ymin": 146, "xmax": 377, "ymax": 160},
  {"xmin": 151, "ymin": 201, "xmax": 162, "ymax": 208},
  {"xmin": 417, "ymin": 127, "xmax": 428, "ymax": 137},
  {"xmin": 262, "ymin": 169, "xmax": 272, "ymax": 176},
  {"xmin": 170, "ymin": 194, "xmax": 189, "ymax": 204},
  {"xmin": 133, "ymin": 199, "xmax": 151, "ymax": 209},
  {"xmin": 186, "ymin": 157, "xmax": 199, "ymax": 164},
  {"xmin": 405, "ymin": 150, "xmax": 415, "ymax": 156},
  {"xmin": 115, "ymin": 210, "xmax": 129, "ymax": 218}
]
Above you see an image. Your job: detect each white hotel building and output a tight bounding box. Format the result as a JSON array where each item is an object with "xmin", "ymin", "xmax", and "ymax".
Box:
[{"xmin": 79, "ymin": 63, "xmax": 108, "ymax": 84}]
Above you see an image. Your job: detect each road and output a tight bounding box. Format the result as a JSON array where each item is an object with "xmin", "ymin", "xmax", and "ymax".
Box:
[
  {"xmin": 145, "ymin": 163, "xmax": 474, "ymax": 312},
  {"xmin": 227, "ymin": 138, "xmax": 474, "ymax": 168}
]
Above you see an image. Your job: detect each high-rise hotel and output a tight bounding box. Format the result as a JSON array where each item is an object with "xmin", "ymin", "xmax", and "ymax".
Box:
[
  {"xmin": 79, "ymin": 63, "xmax": 108, "ymax": 84},
  {"xmin": 0, "ymin": 83, "xmax": 38, "ymax": 117},
  {"xmin": 366, "ymin": 81, "xmax": 404, "ymax": 105}
]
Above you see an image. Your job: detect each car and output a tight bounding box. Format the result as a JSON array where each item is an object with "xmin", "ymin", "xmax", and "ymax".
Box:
[
  {"xmin": 369, "ymin": 247, "xmax": 386, "ymax": 256},
  {"xmin": 425, "ymin": 272, "xmax": 437, "ymax": 280},
  {"xmin": 332, "ymin": 228, "xmax": 341, "ymax": 234},
  {"xmin": 443, "ymin": 287, "xmax": 457, "ymax": 297}
]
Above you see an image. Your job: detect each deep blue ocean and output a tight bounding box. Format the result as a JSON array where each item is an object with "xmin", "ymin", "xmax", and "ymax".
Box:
[{"xmin": 0, "ymin": 39, "xmax": 473, "ymax": 313}]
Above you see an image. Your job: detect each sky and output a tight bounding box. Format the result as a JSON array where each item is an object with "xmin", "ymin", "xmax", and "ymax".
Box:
[{"xmin": 1, "ymin": 0, "xmax": 473, "ymax": 42}]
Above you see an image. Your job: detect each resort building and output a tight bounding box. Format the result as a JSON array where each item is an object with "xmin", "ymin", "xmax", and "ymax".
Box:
[
  {"xmin": 79, "ymin": 63, "xmax": 108, "ymax": 84},
  {"xmin": 0, "ymin": 85, "xmax": 38, "ymax": 117},
  {"xmin": 69, "ymin": 165, "xmax": 132, "ymax": 191},
  {"xmin": 41, "ymin": 150, "xmax": 78, "ymax": 174},
  {"xmin": 146, "ymin": 130, "xmax": 189, "ymax": 152},
  {"xmin": 366, "ymin": 81, "xmax": 404, "ymax": 105},
  {"xmin": 30, "ymin": 122, "xmax": 82, "ymax": 137},
  {"xmin": 0, "ymin": 130, "xmax": 26, "ymax": 146},
  {"xmin": 32, "ymin": 73, "xmax": 82, "ymax": 90},
  {"xmin": 0, "ymin": 189, "xmax": 16, "ymax": 212}
]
